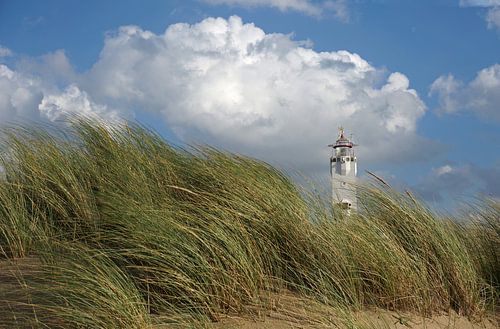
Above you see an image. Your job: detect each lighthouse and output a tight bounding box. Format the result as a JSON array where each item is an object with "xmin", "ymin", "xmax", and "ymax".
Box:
[{"xmin": 329, "ymin": 127, "xmax": 358, "ymax": 211}]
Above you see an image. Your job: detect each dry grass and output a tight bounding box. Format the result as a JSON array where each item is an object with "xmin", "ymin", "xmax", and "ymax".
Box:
[{"xmin": 0, "ymin": 119, "xmax": 498, "ymax": 328}]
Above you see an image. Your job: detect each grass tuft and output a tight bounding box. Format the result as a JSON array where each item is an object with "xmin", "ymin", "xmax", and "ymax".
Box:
[{"xmin": 0, "ymin": 118, "xmax": 498, "ymax": 328}]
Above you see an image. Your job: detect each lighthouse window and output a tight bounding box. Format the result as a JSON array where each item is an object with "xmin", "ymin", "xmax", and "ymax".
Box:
[
  {"xmin": 332, "ymin": 158, "xmax": 336, "ymax": 162},
  {"xmin": 351, "ymin": 157, "xmax": 355, "ymax": 161}
]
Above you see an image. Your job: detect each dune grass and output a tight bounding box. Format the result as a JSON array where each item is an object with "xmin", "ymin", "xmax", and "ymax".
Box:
[{"xmin": 0, "ymin": 119, "xmax": 498, "ymax": 328}]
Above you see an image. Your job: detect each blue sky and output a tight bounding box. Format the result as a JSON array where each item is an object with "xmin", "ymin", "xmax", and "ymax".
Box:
[{"xmin": 0, "ymin": 0, "xmax": 499, "ymax": 209}]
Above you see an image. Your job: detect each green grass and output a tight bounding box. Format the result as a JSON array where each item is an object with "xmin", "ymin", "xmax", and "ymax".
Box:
[{"xmin": 0, "ymin": 118, "xmax": 498, "ymax": 328}]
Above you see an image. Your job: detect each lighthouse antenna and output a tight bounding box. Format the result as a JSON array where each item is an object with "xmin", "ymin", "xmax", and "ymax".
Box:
[{"xmin": 338, "ymin": 126, "xmax": 344, "ymax": 138}]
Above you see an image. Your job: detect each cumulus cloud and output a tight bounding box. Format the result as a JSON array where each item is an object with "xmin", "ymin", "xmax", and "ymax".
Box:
[
  {"xmin": 39, "ymin": 85, "xmax": 118, "ymax": 122},
  {"xmin": 0, "ymin": 61, "xmax": 111, "ymax": 125},
  {"xmin": 0, "ymin": 16, "xmax": 434, "ymax": 173},
  {"xmin": 428, "ymin": 74, "xmax": 462, "ymax": 114},
  {"xmin": 16, "ymin": 50, "xmax": 77, "ymax": 87},
  {"xmin": 460, "ymin": 0, "xmax": 500, "ymax": 29},
  {"xmin": 0, "ymin": 64, "xmax": 43, "ymax": 121},
  {"xmin": 430, "ymin": 64, "xmax": 500, "ymax": 121},
  {"xmin": 202, "ymin": 0, "xmax": 349, "ymax": 20},
  {"xmin": 80, "ymin": 16, "xmax": 433, "ymax": 171}
]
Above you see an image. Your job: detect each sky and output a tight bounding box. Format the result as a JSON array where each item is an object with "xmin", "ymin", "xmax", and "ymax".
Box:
[{"xmin": 0, "ymin": 0, "xmax": 499, "ymax": 210}]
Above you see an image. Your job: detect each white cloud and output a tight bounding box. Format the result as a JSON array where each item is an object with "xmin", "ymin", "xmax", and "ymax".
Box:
[
  {"xmin": 459, "ymin": 0, "xmax": 500, "ymax": 29},
  {"xmin": 202, "ymin": 0, "xmax": 349, "ymax": 20},
  {"xmin": 486, "ymin": 6, "xmax": 500, "ymax": 28},
  {"xmin": 0, "ymin": 45, "xmax": 12, "ymax": 58},
  {"xmin": 16, "ymin": 50, "xmax": 76, "ymax": 86},
  {"xmin": 460, "ymin": 0, "xmax": 500, "ymax": 6},
  {"xmin": 428, "ymin": 74, "xmax": 462, "ymax": 114},
  {"xmin": 81, "ymin": 16, "xmax": 431, "ymax": 170},
  {"xmin": 323, "ymin": 0, "xmax": 349, "ymax": 21},
  {"xmin": 0, "ymin": 64, "xmax": 43, "ymax": 122},
  {"xmin": 430, "ymin": 64, "xmax": 500, "ymax": 121},
  {"xmin": 0, "ymin": 16, "xmax": 434, "ymax": 173},
  {"xmin": 434, "ymin": 164, "xmax": 454, "ymax": 176},
  {"xmin": 39, "ymin": 85, "xmax": 118, "ymax": 122},
  {"xmin": 0, "ymin": 56, "xmax": 113, "ymax": 125}
]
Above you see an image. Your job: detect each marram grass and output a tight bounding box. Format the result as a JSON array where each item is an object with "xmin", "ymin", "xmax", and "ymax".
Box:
[{"xmin": 0, "ymin": 119, "xmax": 498, "ymax": 328}]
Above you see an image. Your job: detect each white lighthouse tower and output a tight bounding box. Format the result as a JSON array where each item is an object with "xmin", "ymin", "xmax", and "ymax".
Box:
[{"xmin": 329, "ymin": 127, "xmax": 358, "ymax": 211}]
